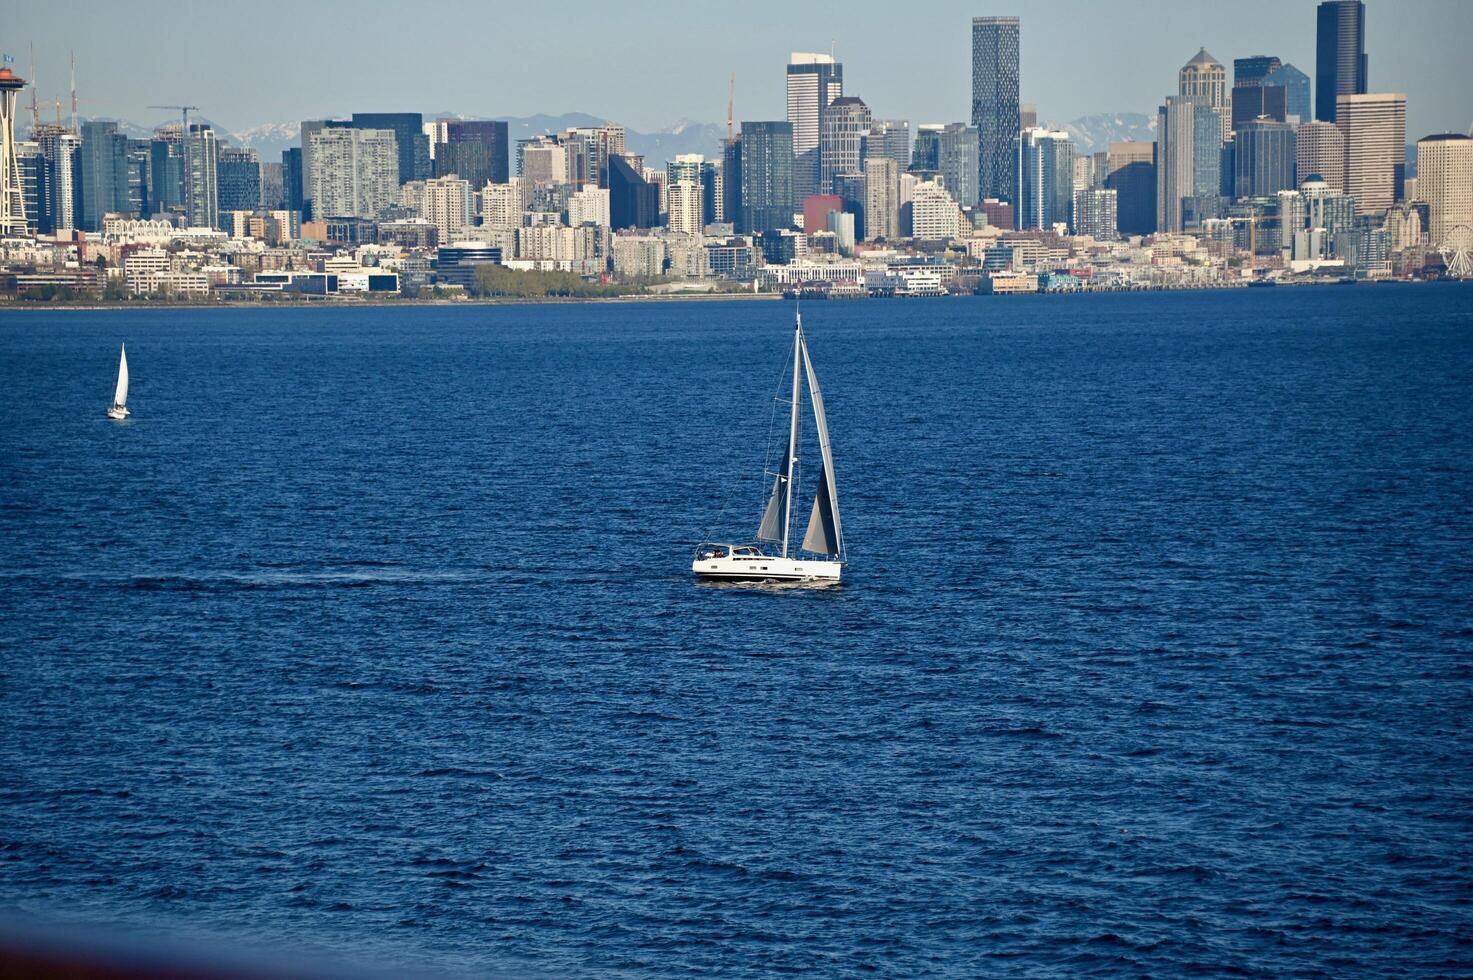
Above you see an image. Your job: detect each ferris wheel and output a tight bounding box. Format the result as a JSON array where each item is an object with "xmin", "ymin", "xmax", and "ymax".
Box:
[{"xmin": 1441, "ymin": 225, "xmax": 1473, "ymax": 280}]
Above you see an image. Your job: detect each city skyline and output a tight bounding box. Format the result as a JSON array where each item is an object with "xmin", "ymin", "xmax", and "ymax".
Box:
[{"xmin": 7, "ymin": 1, "xmax": 1473, "ymax": 143}]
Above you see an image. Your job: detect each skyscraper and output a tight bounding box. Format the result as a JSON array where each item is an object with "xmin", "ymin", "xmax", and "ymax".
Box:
[
  {"xmin": 1016, "ymin": 128, "xmax": 1074, "ymax": 231},
  {"xmin": 124, "ymin": 138, "xmax": 150, "ymax": 217},
  {"xmin": 281, "ymin": 147, "xmax": 303, "ymax": 214},
  {"xmin": 351, "ymin": 112, "xmax": 429, "ymax": 184},
  {"xmin": 863, "ymin": 156, "xmax": 899, "ymax": 241},
  {"xmin": 1295, "ymin": 120, "xmax": 1346, "ymax": 192},
  {"xmin": 308, "ymin": 126, "xmax": 397, "ymax": 221},
  {"xmin": 935, "ymin": 123, "xmax": 980, "ymax": 209},
  {"xmin": 1157, "ymin": 96, "xmax": 1197, "ymax": 233},
  {"xmin": 434, "ymin": 120, "xmax": 509, "ymax": 188},
  {"xmin": 1413, "ymin": 134, "xmax": 1473, "ymax": 246},
  {"xmin": 1234, "ymin": 55, "xmax": 1282, "ymax": 88},
  {"xmin": 1264, "ymin": 64, "xmax": 1312, "ymax": 123},
  {"xmin": 34, "ymin": 125, "xmax": 80, "ymax": 232},
  {"xmin": 607, "ymin": 154, "xmax": 658, "ymax": 229},
  {"xmin": 867, "ymin": 120, "xmax": 911, "ymax": 169},
  {"xmin": 1316, "ymin": 1, "xmax": 1367, "ymax": 123},
  {"xmin": 1073, "ymin": 188, "xmax": 1118, "ymax": 240},
  {"xmin": 78, "ymin": 120, "xmax": 130, "ymax": 229},
  {"xmin": 299, "ymin": 119, "xmax": 352, "ymax": 220},
  {"xmin": 1337, "ymin": 92, "xmax": 1406, "ymax": 215},
  {"xmin": 971, "ymin": 16, "xmax": 1020, "ymax": 203},
  {"xmin": 721, "ymin": 136, "xmax": 743, "ymax": 231},
  {"xmin": 786, "ymin": 53, "xmax": 842, "ymax": 204},
  {"xmin": 149, "ymin": 127, "xmax": 185, "ymax": 214},
  {"xmin": 1235, "ymin": 119, "xmax": 1297, "ymax": 198},
  {"xmin": 1106, "ymin": 140, "xmax": 1156, "ymax": 236},
  {"xmin": 820, "ymin": 97, "xmax": 870, "ymax": 195},
  {"xmin": 0, "ymin": 67, "xmax": 27, "ymax": 236},
  {"xmin": 739, "ymin": 121, "xmax": 794, "ymax": 235},
  {"xmin": 1179, "ymin": 48, "xmax": 1230, "ymax": 140},
  {"xmin": 217, "ymin": 145, "xmax": 261, "ymax": 213},
  {"xmin": 186, "ymin": 124, "xmax": 219, "ymax": 229}
]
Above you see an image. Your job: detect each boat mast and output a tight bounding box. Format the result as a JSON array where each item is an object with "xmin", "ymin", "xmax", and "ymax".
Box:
[{"xmin": 781, "ymin": 310, "xmax": 802, "ymax": 558}]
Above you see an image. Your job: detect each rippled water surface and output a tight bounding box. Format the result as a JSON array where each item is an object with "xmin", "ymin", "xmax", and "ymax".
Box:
[{"xmin": 2, "ymin": 289, "xmax": 1471, "ymax": 977}]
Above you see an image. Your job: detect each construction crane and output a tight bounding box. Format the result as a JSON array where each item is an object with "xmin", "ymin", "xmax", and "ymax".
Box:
[{"xmin": 150, "ymin": 104, "xmax": 200, "ymax": 220}]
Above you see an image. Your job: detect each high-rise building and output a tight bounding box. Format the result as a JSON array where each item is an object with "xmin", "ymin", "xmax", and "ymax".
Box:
[
  {"xmin": 699, "ymin": 159, "xmax": 723, "ymax": 225},
  {"xmin": 936, "ymin": 123, "xmax": 979, "ymax": 209},
  {"xmin": 910, "ymin": 177, "xmax": 961, "ymax": 240},
  {"xmin": 1018, "ymin": 103, "xmax": 1038, "ymax": 131},
  {"xmin": 1316, "ymin": 1, "xmax": 1367, "ymax": 123},
  {"xmin": 416, "ymin": 175, "xmax": 473, "ymax": 241},
  {"xmin": 149, "ymin": 128, "xmax": 186, "ymax": 215},
  {"xmin": 79, "ymin": 120, "xmax": 130, "ymax": 229},
  {"xmin": 217, "ymin": 145, "xmax": 261, "ymax": 213},
  {"xmin": 124, "ymin": 138, "xmax": 150, "ymax": 219},
  {"xmin": 186, "ymin": 124, "xmax": 219, "ymax": 229},
  {"xmin": 1265, "ymin": 64, "xmax": 1312, "ymax": 123},
  {"xmin": 16, "ymin": 140, "xmax": 43, "ymax": 235},
  {"xmin": 299, "ymin": 119, "xmax": 352, "ymax": 220},
  {"xmin": 911, "ymin": 125, "xmax": 943, "ymax": 173},
  {"xmin": 666, "ymin": 153, "xmax": 703, "ymax": 187},
  {"xmin": 34, "ymin": 125, "xmax": 80, "ymax": 232},
  {"xmin": 1016, "ymin": 128, "xmax": 1074, "ymax": 231},
  {"xmin": 1073, "ymin": 188, "xmax": 1118, "ymax": 240},
  {"xmin": 282, "ymin": 147, "xmax": 303, "ymax": 214},
  {"xmin": 1232, "ymin": 84, "xmax": 1289, "ymax": 131},
  {"xmin": 1295, "ymin": 120, "xmax": 1346, "ymax": 192},
  {"xmin": 1337, "ymin": 92, "xmax": 1406, "ymax": 215},
  {"xmin": 259, "ymin": 161, "xmax": 284, "ymax": 210},
  {"xmin": 721, "ymin": 137, "xmax": 743, "ymax": 231},
  {"xmin": 1235, "ymin": 119, "xmax": 1297, "ymax": 198},
  {"xmin": 1179, "ymin": 48, "xmax": 1230, "ymax": 140},
  {"xmin": 1415, "ymin": 134, "xmax": 1473, "ymax": 246},
  {"xmin": 667, "ymin": 180, "xmax": 703, "ymax": 235},
  {"xmin": 1157, "ymin": 96, "xmax": 1197, "ymax": 233},
  {"xmin": 481, "ymin": 177, "xmax": 530, "ymax": 229},
  {"xmin": 863, "ymin": 156, "xmax": 899, "ymax": 241},
  {"xmin": 867, "ymin": 120, "xmax": 911, "ymax": 169},
  {"xmin": 308, "ymin": 126, "xmax": 397, "ymax": 220},
  {"xmin": 820, "ymin": 96, "xmax": 870, "ymax": 194},
  {"xmin": 568, "ymin": 182, "xmax": 611, "ymax": 228},
  {"xmin": 739, "ymin": 121, "xmax": 794, "ymax": 235},
  {"xmin": 435, "ymin": 120, "xmax": 509, "ymax": 188},
  {"xmin": 351, "ymin": 112, "xmax": 429, "ymax": 184},
  {"xmin": 607, "ymin": 154, "xmax": 658, "ymax": 229},
  {"xmin": 1234, "ymin": 56, "xmax": 1282, "ymax": 88},
  {"xmin": 1106, "ymin": 141, "xmax": 1156, "ymax": 236},
  {"xmin": 971, "ymin": 16, "xmax": 1021, "ymax": 204},
  {"xmin": 1190, "ymin": 101, "xmax": 1224, "ymax": 203},
  {"xmin": 786, "ymin": 53, "xmax": 843, "ymax": 204},
  {"xmin": 833, "ymin": 173, "xmax": 866, "ymax": 240}
]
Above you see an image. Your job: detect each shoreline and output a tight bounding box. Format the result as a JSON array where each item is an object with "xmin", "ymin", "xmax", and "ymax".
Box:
[{"xmin": 0, "ymin": 277, "xmax": 1459, "ymax": 312}]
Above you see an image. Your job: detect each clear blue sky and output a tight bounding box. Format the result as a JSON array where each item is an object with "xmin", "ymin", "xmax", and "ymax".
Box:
[{"xmin": 7, "ymin": 0, "xmax": 1471, "ymax": 139}]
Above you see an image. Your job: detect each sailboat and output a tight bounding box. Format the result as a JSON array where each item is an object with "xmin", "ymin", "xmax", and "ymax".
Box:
[
  {"xmin": 692, "ymin": 309, "xmax": 844, "ymax": 583},
  {"xmin": 106, "ymin": 344, "xmax": 130, "ymax": 420}
]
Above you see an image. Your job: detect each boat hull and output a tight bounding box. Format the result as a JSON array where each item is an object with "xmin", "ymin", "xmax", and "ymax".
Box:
[
  {"xmin": 106, "ymin": 405, "xmax": 129, "ymax": 420},
  {"xmin": 691, "ymin": 555, "xmax": 842, "ymax": 583}
]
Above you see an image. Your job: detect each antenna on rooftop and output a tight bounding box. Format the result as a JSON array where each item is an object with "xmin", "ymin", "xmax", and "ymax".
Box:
[
  {"xmin": 727, "ymin": 73, "xmax": 734, "ymax": 141},
  {"xmin": 69, "ymin": 51, "xmax": 76, "ymax": 132}
]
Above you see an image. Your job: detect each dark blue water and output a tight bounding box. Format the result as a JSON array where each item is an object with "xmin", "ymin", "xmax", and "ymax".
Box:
[{"xmin": 2, "ymin": 289, "xmax": 1471, "ymax": 977}]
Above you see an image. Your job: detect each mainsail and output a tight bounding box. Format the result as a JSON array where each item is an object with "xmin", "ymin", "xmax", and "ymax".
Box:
[
  {"xmin": 799, "ymin": 335, "xmax": 842, "ymax": 557},
  {"xmin": 114, "ymin": 344, "xmax": 129, "ymax": 407}
]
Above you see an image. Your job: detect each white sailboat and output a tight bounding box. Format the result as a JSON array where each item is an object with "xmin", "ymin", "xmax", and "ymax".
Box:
[
  {"xmin": 693, "ymin": 309, "xmax": 844, "ymax": 583},
  {"xmin": 106, "ymin": 344, "xmax": 130, "ymax": 420}
]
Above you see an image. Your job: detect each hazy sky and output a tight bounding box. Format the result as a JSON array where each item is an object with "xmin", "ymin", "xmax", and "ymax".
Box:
[{"xmin": 8, "ymin": 0, "xmax": 1472, "ymax": 139}]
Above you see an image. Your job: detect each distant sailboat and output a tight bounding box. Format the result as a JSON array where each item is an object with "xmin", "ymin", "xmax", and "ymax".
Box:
[
  {"xmin": 693, "ymin": 308, "xmax": 844, "ymax": 583},
  {"xmin": 106, "ymin": 344, "xmax": 130, "ymax": 420}
]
